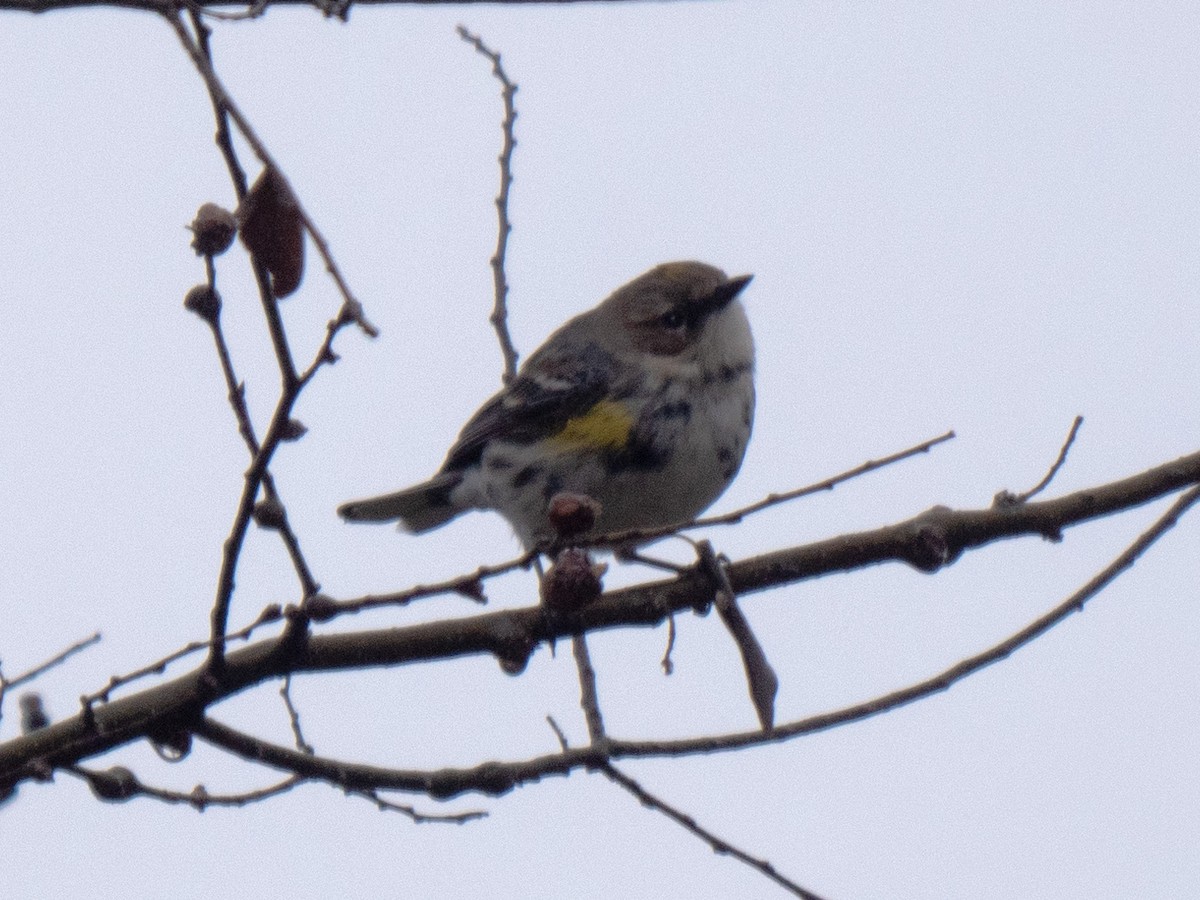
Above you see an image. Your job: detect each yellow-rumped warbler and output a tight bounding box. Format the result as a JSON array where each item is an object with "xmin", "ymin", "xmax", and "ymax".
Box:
[{"xmin": 339, "ymin": 261, "xmax": 754, "ymax": 549}]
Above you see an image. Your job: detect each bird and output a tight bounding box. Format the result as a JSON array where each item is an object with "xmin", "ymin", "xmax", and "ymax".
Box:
[{"xmin": 339, "ymin": 261, "xmax": 755, "ymax": 550}]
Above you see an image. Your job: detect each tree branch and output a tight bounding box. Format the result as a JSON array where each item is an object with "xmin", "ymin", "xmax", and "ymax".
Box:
[
  {"xmin": 601, "ymin": 763, "xmax": 827, "ymax": 900},
  {"xmin": 458, "ymin": 25, "xmax": 520, "ymax": 384},
  {"xmin": 6, "ymin": 0, "xmax": 659, "ymax": 15},
  {"xmin": 2, "ymin": 447, "xmax": 1198, "ymax": 792}
]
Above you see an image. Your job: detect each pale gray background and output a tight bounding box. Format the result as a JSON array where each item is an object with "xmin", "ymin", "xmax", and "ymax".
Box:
[{"xmin": 1, "ymin": 2, "xmax": 1198, "ymax": 898}]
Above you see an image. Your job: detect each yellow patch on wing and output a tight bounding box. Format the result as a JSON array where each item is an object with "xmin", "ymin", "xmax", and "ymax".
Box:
[{"xmin": 551, "ymin": 400, "xmax": 634, "ymax": 450}]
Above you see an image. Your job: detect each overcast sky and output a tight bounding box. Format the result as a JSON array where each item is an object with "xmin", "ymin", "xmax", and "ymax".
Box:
[{"xmin": 2, "ymin": 2, "xmax": 1198, "ymax": 898}]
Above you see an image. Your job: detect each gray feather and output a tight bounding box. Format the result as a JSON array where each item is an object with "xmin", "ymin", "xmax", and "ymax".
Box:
[{"xmin": 338, "ymin": 471, "xmax": 463, "ymax": 534}]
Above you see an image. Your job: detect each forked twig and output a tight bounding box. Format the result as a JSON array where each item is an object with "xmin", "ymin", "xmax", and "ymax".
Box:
[
  {"xmin": 167, "ymin": 10, "xmax": 377, "ymax": 339},
  {"xmin": 181, "ymin": 481, "xmax": 1200, "ymax": 807},
  {"xmin": 167, "ymin": 11, "xmax": 378, "ymax": 672}
]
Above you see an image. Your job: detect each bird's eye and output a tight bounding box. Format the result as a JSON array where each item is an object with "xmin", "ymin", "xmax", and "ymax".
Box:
[{"xmin": 659, "ymin": 310, "xmax": 686, "ymax": 329}]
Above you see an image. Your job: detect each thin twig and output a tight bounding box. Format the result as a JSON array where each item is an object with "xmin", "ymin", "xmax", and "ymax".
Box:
[
  {"xmin": 176, "ymin": 9, "xmax": 296, "ymax": 384},
  {"xmin": 170, "ymin": 11, "xmax": 298, "ymax": 670},
  {"xmin": 560, "ymin": 430, "xmax": 955, "ymax": 552},
  {"xmin": 0, "ymin": 633, "xmax": 101, "ymax": 722},
  {"xmin": 8, "ymin": 448, "xmax": 1200, "ymax": 792},
  {"xmin": 545, "ymin": 715, "xmax": 570, "ymax": 751},
  {"xmin": 996, "ymin": 415, "xmax": 1085, "ymax": 506},
  {"xmin": 571, "ymin": 634, "xmax": 606, "ymax": 743},
  {"xmin": 78, "ymin": 547, "xmax": 524, "ymax": 705},
  {"xmin": 204, "ymin": 303, "xmax": 319, "ymax": 597},
  {"xmin": 187, "ymin": 484, "xmax": 1200, "ymax": 803},
  {"xmin": 330, "ymin": 552, "xmax": 537, "ymax": 617},
  {"xmin": 601, "ymin": 763, "xmax": 826, "ymax": 900},
  {"xmin": 70, "ymin": 761, "xmax": 484, "ymax": 822},
  {"xmin": 617, "ymin": 482, "xmax": 1200, "ymax": 758},
  {"xmin": 168, "ymin": 11, "xmax": 377, "ymax": 671},
  {"xmin": 280, "ymin": 675, "xmax": 314, "ymax": 754},
  {"xmin": 696, "ymin": 429, "xmax": 956, "ymax": 527},
  {"xmin": 80, "ymin": 606, "xmax": 279, "ymax": 707},
  {"xmin": 354, "ymin": 788, "xmax": 488, "ymax": 824},
  {"xmin": 167, "ymin": 10, "xmax": 377, "ymax": 342},
  {"xmin": 660, "ymin": 614, "xmax": 676, "ymax": 675},
  {"xmin": 70, "ymin": 764, "xmax": 305, "ymax": 809},
  {"xmin": 1, "ymin": 633, "xmax": 101, "ymax": 694},
  {"xmin": 697, "ymin": 541, "xmax": 777, "ymax": 730},
  {"xmin": 458, "ymin": 25, "xmax": 520, "ymax": 383},
  {"xmin": 188, "ymin": 8, "xmax": 248, "ymax": 199}
]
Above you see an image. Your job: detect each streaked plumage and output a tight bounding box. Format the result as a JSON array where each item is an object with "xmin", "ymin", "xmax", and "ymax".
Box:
[{"xmin": 339, "ymin": 261, "xmax": 755, "ymax": 549}]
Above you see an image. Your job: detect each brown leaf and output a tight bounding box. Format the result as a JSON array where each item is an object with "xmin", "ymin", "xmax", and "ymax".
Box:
[{"xmin": 237, "ymin": 167, "xmax": 305, "ymax": 298}]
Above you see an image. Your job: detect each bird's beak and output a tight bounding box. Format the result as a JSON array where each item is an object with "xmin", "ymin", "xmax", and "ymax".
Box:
[{"xmin": 707, "ymin": 273, "xmax": 753, "ymax": 312}]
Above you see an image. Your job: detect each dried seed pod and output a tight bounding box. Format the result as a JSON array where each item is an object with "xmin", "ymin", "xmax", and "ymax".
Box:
[
  {"xmin": 183, "ymin": 285, "xmax": 221, "ymax": 324},
  {"xmin": 189, "ymin": 202, "xmax": 238, "ymax": 256},
  {"xmin": 541, "ymin": 548, "xmax": 607, "ymax": 612}
]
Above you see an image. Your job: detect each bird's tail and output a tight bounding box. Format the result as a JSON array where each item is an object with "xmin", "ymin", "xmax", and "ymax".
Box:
[{"xmin": 338, "ymin": 471, "xmax": 463, "ymax": 534}]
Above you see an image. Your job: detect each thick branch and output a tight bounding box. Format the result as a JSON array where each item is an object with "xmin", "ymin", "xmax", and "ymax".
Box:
[
  {"xmin": 184, "ymin": 480, "xmax": 1200, "ymax": 804},
  {"xmin": 8, "ymin": 0, "xmax": 651, "ymax": 13},
  {"xmin": 2, "ymin": 446, "xmax": 1198, "ymax": 791}
]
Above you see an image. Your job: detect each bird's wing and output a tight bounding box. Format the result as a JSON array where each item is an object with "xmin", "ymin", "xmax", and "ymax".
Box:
[{"xmin": 442, "ymin": 340, "xmax": 616, "ymax": 472}]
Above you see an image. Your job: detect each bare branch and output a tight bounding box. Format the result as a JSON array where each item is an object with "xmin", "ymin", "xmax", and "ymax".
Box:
[
  {"xmin": 0, "ymin": 633, "xmax": 101, "ymax": 695},
  {"xmin": 601, "ymin": 763, "xmax": 827, "ymax": 900},
  {"xmin": 328, "ymin": 554, "xmax": 536, "ymax": 618},
  {"xmin": 618, "ymin": 481, "xmax": 1200, "ymax": 759},
  {"xmin": 354, "ymin": 788, "xmax": 488, "ymax": 824},
  {"xmin": 995, "ymin": 415, "xmax": 1085, "ymax": 506},
  {"xmin": 197, "ymin": 283, "xmax": 319, "ymax": 598},
  {"xmin": 280, "ymin": 675, "xmax": 314, "ymax": 755},
  {"xmin": 458, "ymin": 25, "xmax": 520, "ymax": 383},
  {"xmin": 168, "ymin": 11, "xmax": 377, "ymax": 339},
  {"xmin": 188, "ymin": 9, "xmax": 248, "ymax": 199},
  {"xmin": 697, "ymin": 541, "xmax": 776, "ymax": 730},
  {"xmin": 5, "ymin": 0, "xmax": 657, "ymax": 13},
  {"xmin": 189, "ymin": 480, "xmax": 1200, "ymax": 804},
  {"xmin": 562, "ymin": 429, "xmax": 956, "ymax": 552},
  {"xmin": 694, "ymin": 429, "xmax": 956, "ymax": 528},
  {"xmin": 3, "ymin": 448, "xmax": 1198, "ymax": 794},
  {"xmin": 71, "ymin": 764, "xmax": 305, "ymax": 809},
  {"xmin": 166, "ymin": 11, "xmax": 379, "ymax": 672},
  {"xmin": 81, "ymin": 606, "xmax": 279, "ymax": 707},
  {"xmin": 571, "ymin": 635, "xmax": 606, "ymax": 743}
]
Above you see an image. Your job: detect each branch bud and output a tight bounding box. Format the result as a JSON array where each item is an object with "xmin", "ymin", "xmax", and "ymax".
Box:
[
  {"xmin": 183, "ymin": 285, "xmax": 221, "ymax": 324},
  {"xmin": 252, "ymin": 496, "xmax": 287, "ymax": 531},
  {"xmin": 88, "ymin": 766, "xmax": 139, "ymax": 802},
  {"xmin": 19, "ymin": 693, "xmax": 49, "ymax": 733},
  {"xmin": 546, "ymin": 492, "xmax": 601, "ymax": 542},
  {"xmin": 189, "ymin": 203, "xmax": 238, "ymax": 256}
]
